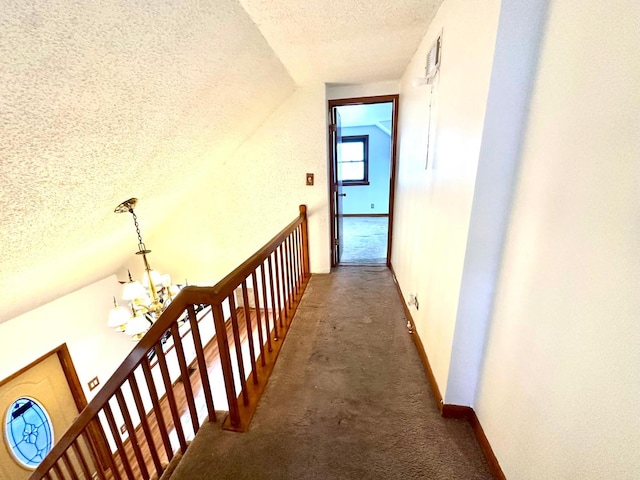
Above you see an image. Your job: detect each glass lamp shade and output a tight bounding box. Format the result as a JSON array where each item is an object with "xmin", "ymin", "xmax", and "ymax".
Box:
[
  {"xmin": 124, "ymin": 314, "xmax": 150, "ymax": 337},
  {"xmin": 107, "ymin": 305, "xmax": 132, "ymax": 329},
  {"xmin": 143, "ymin": 269, "xmax": 163, "ymax": 290},
  {"xmin": 122, "ymin": 280, "xmax": 147, "ymax": 301},
  {"xmin": 168, "ymin": 284, "xmax": 181, "ymax": 297},
  {"xmin": 160, "ymin": 274, "xmax": 172, "ymax": 288}
]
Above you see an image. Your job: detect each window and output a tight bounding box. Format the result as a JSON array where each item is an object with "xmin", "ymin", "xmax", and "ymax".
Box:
[
  {"xmin": 338, "ymin": 135, "xmax": 369, "ymax": 185},
  {"xmin": 5, "ymin": 397, "xmax": 54, "ymax": 469}
]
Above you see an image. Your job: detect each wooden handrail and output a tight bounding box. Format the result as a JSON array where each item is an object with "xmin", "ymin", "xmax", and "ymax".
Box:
[{"xmin": 30, "ymin": 205, "xmax": 311, "ymax": 480}]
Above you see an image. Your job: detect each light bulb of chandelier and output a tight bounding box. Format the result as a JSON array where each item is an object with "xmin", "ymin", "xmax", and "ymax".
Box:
[
  {"xmin": 107, "ymin": 299, "xmax": 132, "ymax": 331},
  {"xmin": 143, "ymin": 269, "xmax": 163, "ymax": 290},
  {"xmin": 160, "ymin": 274, "xmax": 172, "ymax": 288},
  {"xmin": 122, "ymin": 279, "xmax": 147, "ymax": 301},
  {"xmin": 124, "ymin": 314, "xmax": 151, "ymax": 337},
  {"xmin": 168, "ymin": 284, "xmax": 181, "ymax": 298}
]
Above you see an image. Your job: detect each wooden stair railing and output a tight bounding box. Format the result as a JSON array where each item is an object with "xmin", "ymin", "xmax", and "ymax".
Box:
[{"xmin": 30, "ymin": 205, "xmax": 311, "ymax": 480}]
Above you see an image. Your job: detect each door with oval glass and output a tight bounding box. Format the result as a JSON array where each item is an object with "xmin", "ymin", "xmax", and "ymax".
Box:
[{"xmin": 0, "ymin": 345, "xmax": 87, "ymax": 479}]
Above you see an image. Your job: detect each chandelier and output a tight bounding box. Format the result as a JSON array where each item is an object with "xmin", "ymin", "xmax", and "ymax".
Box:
[{"xmin": 106, "ymin": 198, "xmax": 181, "ymax": 339}]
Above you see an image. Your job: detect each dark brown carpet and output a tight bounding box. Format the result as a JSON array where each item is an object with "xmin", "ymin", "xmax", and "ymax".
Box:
[{"xmin": 171, "ymin": 267, "xmax": 492, "ymax": 479}]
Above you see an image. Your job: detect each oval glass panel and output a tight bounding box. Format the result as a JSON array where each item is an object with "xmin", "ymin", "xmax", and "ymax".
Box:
[{"xmin": 4, "ymin": 397, "xmax": 54, "ymax": 469}]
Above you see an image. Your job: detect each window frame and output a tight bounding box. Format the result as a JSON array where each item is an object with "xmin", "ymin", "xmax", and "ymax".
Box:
[{"xmin": 339, "ymin": 135, "xmax": 370, "ymax": 186}]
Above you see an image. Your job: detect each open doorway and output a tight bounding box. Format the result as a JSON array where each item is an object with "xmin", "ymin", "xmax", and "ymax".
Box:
[{"xmin": 328, "ymin": 95, "xmax": 399, "ymax": 267}]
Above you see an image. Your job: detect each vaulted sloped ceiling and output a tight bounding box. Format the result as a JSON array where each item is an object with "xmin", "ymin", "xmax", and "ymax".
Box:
[
  {"xmin": 0, "ymin": 0, "xmax": 442, "ymax": 324},
  {"xmin": 240, "ymin": 0, "xmax": 442, "ymax": 85}
]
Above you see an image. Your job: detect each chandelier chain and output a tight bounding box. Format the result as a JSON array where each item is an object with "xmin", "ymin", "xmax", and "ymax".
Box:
[{"xmin": 130, "ymin": 208, "xmax": 145, "ymax": 247}]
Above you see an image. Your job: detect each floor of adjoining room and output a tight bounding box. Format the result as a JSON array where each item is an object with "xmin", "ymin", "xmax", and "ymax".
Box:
[
  {"xmin": 171, "ymin": 267, "xmax": 492, "ymax": 480},
  {"xmin": 340, "ymin": 216, "xmax": 388, "ymax": 265}
]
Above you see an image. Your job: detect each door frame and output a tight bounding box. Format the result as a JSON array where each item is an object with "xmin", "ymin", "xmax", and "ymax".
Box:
[
  {"xmin": 0, "ymin": 344, "xmax": 116, "ymax": 474},
  {"xmin": 0, "ymin": 344, "xmax": 88, "ymax": 412},
  {"xmin": 327, "ymin": 94, "xmax": 400, "ymax": 268}
]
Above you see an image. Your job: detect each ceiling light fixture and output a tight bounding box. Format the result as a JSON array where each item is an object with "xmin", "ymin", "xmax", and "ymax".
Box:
[{"xmin": 107, "ymin": 198, "xmax": 181, "ymax": 340}]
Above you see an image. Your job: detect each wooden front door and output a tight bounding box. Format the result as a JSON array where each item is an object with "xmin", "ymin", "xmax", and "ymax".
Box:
[{"xmin": 0, "ymin": 345, "xmax": 86, "ymax": 479}]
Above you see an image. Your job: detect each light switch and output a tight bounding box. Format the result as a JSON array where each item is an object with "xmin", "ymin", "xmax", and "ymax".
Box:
[{"xmin": 306, "ymin": 173, "xmax": 314, "ymax": 186}]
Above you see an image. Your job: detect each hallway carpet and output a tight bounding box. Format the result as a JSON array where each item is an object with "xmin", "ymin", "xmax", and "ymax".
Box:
[
  {"xmin": 340, "ymin": 216, "xmax": 388, "ymax": 264},
  {"xmin": 171, "ymin": 267, "xmax": 492, "ymax": 480}
]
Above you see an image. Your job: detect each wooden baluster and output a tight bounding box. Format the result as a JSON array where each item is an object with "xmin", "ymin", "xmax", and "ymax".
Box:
[
  {"xmin": 154, "ymin": 343, "xmax": 188, "ymax": 453},
  {"xmin": 260, "ymin": 262, "xmax": 273, "ymax": 352},
  {"xmin": 115, "ymin": 388, "xmax": 149, "ymax": 479},
  {"xmin": 140, "ymin": 358, "xmax": 173, "ymax": 462},
  {"xmin": 279, "ymin": 244, "xmax": 290, "ymax": 321},
  {"xmin": 300, "ymin": 205, "xmax": 310, "ymax": 276},
  {"xmin": 212, "ymin": 303, "xmax": 240, "ymax": 427},
  {"xmin": 287, "ymin": 234, "xmax": 295, "ymax": 310},
  {"xmin": 128, "ymin": 372, "xmax": 163, "ymax": 476},
  {"xmin": 251, "ymin": 271, "xmax": 266, "ymax": 365},
  {"xmin": 187, "ymin": 304, "xmax": 217, "ymax": 422},
  {"xmin": 52, "ymin": 461, "xmax": 65, "ymax": 480},
  {"xmin": 170, "ymin": 321, "xmax": 200, "ymax": 434},
  {"xmin": 89, "ymin": 417, "xmax": 121, "ymax": 480},
  {"xmin": 295, "ymin": 226, "xmax": 302, "ymax": 291},
  {"xmin": 84, "ymin": 413, "xmax": 113, "ymax": 479},
  {"xmin": 266, "ymin": 255, "xmax": 279, "ymax": 340},
  {"xmin": 284, "ymin": 238, "xmax": 292, "ymax": 314},
  {"xmin": 241, "ymin": 280, "xmax": 258, "ymax": 384},
  {"xmin": 291, "ymin": 228, "xmax": 299, "ymax": 294},
  {"xmin": 60, "ymin": 451, "xmax": 78, "ymax": 480},
  {"xmin": 281, "ymin": 242, "xmax": 290, "ymax": 319},
  {"xmin": 281, "ymin": 240, "xmax": 291, "ymax": 315},
  {"xmin": 71, "ymin": 439, "xmax": 92, "ymax": 480},
  {"xmin": 273, "ymin": 249, "xmax": 284, "ymax": 328},
  {"xmin": 228, "ymin": 295, "xmax": 249, "ymax": 406},
  {"xmin": 102, "ymin": 402, "xmax": 135, "ymax": 480}
]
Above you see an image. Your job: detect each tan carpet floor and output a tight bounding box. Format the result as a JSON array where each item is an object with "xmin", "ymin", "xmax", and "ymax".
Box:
[
  {"xmin": 170, "ymin": 267, "xmax": 492, "ymax": 480},
  {"xmin": 340, "ymin": 216, "xmax": 388, "ymax": 265}
]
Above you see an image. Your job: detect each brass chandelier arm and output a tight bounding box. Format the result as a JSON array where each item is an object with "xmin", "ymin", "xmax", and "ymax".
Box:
[{"xmin": 109, "ymin": 197, "xmax": 180, "ymax": 340}]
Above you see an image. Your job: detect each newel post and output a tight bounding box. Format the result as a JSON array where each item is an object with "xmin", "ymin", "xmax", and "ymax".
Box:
[{"xmin": 299, "ymin": 205, "xmax": 310, "ymax": 277}]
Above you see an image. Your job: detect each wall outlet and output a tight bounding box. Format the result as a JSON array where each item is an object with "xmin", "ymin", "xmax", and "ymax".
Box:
[
  {"xmin": 120, "ymin": 424, "xmax": 127, "ymax": 434},
  {"xmin": 306, "ymin": 173, "xmax": 314, "ymax": 186},
  {"xmin": 408, "ymin": 294, "xmax": 420, "ymax": 310},
  {"xmin": 87, "ymin": 376, "xmax": 100, "ymax": 391},
  {"xmin": 371, "ymin": 203, "xmax": 374, "ymax": 209}
]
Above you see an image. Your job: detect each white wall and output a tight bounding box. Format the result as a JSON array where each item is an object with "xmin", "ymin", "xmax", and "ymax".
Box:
[
  {"xmin": 476, "ymin": 0, "xmax": 640, "ymax": 478},
  {"xmin": 341, "ymin": 125, "xmax": 391, "ymax": 215},
  {"xmin": 391, "ymin": 0, "xmax": 501, "ymax": 395},
  {"xmin": 445, "ymin": 0, "xmax": 548, "ymax": 406},
  {"xmin": 0, "ymin": 276, "xmax": 135, "ymax": 402},
  {"xmin": 150, "ymin": 84, "xmax": 331, "ymax": 284}
]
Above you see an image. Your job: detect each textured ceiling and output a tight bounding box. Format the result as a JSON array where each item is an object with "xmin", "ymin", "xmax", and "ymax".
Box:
[
  {"xmin": 0, "ymin": 0, "xmax": 441, "ymax": 324},
  {"xmin": 240, "ymin": 0, "xmax": 443, "ymax": 85}
]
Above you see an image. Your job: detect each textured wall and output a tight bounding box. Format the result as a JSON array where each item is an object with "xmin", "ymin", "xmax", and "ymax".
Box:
[
  {"xmin": 326, "ymin": 81, "xmax": 399, "ymax": 100},
  {"xmin": 148, "ymin": 85, "xmax": 331, "ymax": 286},
  {"xmin": 0, "ymin": 0, "xmax": 295, "ymax": 324}
]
